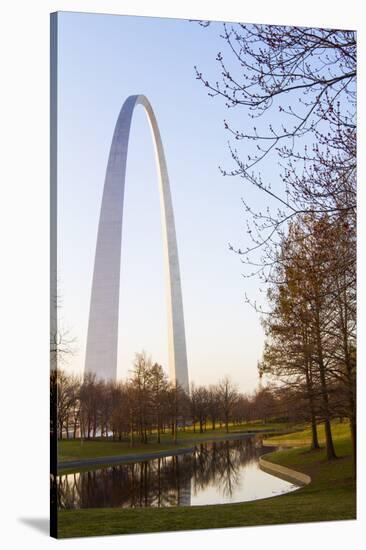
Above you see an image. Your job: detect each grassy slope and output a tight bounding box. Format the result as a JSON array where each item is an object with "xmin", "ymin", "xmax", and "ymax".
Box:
[
  {"xmin": 58, "ymin": 421, "xmax": 356, "ymax": 538},
  {"xmin": 263, "ymin": 420, "xmax": 351, "ymax": 447}
]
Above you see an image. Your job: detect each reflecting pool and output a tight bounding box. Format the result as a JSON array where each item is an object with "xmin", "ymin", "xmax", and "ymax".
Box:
[{"xmin": 57, "ymin": 437, "xmax": 299, "ymax": 509}]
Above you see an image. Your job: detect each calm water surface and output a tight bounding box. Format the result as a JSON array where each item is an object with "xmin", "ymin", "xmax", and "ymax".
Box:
[{"xmin": 57, "ymin": 438, "xmax": 299, "ymax": 509}]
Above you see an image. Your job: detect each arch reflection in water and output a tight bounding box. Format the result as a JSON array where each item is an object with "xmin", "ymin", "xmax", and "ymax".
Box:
[{"xmin": 57, "ymin": 438, "xmax": 299, "ymax": 509}]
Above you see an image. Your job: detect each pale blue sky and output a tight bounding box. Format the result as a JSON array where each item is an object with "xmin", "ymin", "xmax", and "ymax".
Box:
[{"xmin": 57, "ymin": 11, "xmax": 279, "ymax": 391}]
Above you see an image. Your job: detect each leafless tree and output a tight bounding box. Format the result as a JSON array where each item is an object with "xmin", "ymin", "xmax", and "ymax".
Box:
[
  {"xmin": 130, "ymin": 351, "xmax": 153, "ymax": 444},
  {"xmin": 217, "ymin": 376, "xmax": 239, "ymax": 433},
  {"xmin": 150, "ymin": 362, "xmax": 169, "ymax": 443}
]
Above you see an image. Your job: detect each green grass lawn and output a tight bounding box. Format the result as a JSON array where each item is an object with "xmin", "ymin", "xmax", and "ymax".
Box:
[
  {"xmin": 57, "ymin": 421, "xmax": 356, "ymax": 538},
  {"xmin": 263, "ymin": 420, "xmax": 351, "ymax": 446}
]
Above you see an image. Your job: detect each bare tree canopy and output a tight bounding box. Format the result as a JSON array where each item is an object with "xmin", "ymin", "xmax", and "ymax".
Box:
[{"xmin": 195, "ymin": 23, "xmax": 356, "ymax": 281}]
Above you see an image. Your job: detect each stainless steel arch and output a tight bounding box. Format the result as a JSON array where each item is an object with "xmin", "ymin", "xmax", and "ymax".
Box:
[{"xmin": 84, "ymin": 95, "xmax": 189, "ymax": 391}]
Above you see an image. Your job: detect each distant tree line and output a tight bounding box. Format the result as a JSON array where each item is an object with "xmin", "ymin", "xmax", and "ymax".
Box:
[{"xmin": 52, "ymin": 352, "xmax": 305, "ymax": 444}]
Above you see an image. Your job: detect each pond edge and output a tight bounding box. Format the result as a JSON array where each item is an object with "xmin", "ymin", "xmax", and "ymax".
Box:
[{"xmin": 259, "ymin": 456, "xmax": 311, "ymax": 486}]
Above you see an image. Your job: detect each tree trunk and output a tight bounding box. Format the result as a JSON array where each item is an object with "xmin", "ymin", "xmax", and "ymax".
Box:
[
  {"xmin": 73, "ymin": 414, "xmax": 78, "ymax": 439},
  {"xmin": 315, "ymin": 308, "xmax": 337, "ymax": 460},
  {"xmin": 130, "ymin": 425, "xmax": 134, "ymax": 447},
  {"xmin": 157, "ymin": 416, "xmax": 161, "ymax": 444},
  {"xmin": 174, "ymin": 420, "xmax": 178, "ymax": 444},
  {"xmin": 310, "ymin": 414, "xmax": 320, "ymax": 450},
  {"xmin": 305, "ymin": 358, "xmax": 320, "ymax": 450}
]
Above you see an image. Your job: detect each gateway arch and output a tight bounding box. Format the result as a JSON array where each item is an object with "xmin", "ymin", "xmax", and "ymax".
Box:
[{"xmin": 84, "ymin": 95, "xmax": 189, "ymax": 392}]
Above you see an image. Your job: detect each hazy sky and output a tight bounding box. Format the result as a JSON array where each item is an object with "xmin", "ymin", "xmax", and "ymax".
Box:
[{"xmin": 57, "ymin": 11, "xmax": 279, "ymax": 391}]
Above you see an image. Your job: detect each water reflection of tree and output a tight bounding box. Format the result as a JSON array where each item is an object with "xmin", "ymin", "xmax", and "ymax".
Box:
[
  {"xmin": 58, "ymin": 438, "xmax": 263, "ymax": 509},
  {"xmin": 217, "ymin": 441, "xmax": 241, "ymax": 497},
  {"xmin": 191, "ymin": 439, "xmax": 257, "ymax": 498}
]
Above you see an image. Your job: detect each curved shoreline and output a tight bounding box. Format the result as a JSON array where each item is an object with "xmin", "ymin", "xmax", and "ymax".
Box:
[{"xmin": 259, "ymin": 456, "xmax": 311, "ymax": 486}]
